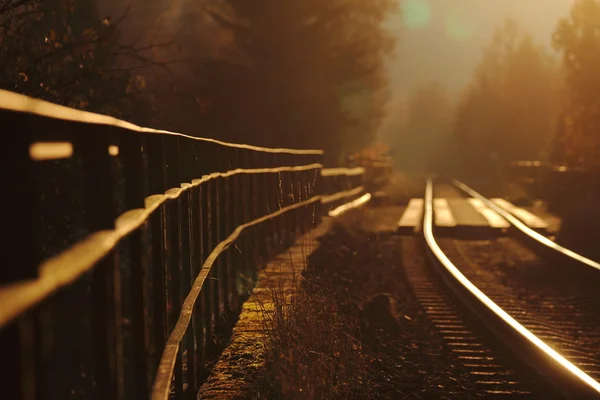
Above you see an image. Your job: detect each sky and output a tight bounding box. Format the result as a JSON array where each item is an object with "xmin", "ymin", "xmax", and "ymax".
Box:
[{"xmin": 386, "ymin": 0, "xmax": 573, "ymax": 96}]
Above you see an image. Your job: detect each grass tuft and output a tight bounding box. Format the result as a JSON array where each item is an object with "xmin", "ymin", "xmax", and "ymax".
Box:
[{"xmin": 251, "ymin": 277, "xmax": 372, "ymax": 400}]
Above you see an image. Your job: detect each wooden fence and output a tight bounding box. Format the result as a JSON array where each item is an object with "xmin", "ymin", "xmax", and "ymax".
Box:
[{"xmin": 0, "ymin": 89, "xmax": 367, "ymax": 400}]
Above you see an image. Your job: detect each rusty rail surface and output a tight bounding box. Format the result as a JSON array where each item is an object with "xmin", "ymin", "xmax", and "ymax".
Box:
[{"xmin": 0, "ymin": 89, "xmax": 366, "ymax": 400}]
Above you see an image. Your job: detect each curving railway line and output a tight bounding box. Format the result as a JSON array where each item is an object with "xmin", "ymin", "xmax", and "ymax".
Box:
[{"xmin": 400, "ymin": 177, "xmax": 600, "ymax": 399}]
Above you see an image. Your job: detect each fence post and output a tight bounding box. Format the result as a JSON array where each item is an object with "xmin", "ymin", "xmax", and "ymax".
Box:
[
  {"xmin": 178, "ymin": 138, "xmax": 199, "ymax": 399},
  {"xmin": 211, "ymin": 148, "xmax": 224, "ymax": 324},
  {"xmin": 143, "ymin": 133, "xmax": 170, "ymax": 393},
  {"xmin": 315, "ymin": 164, "xmax": 324, "ymax": 227},
  {"xmin": 76, "ymin": 123, "xmax": 122, "ymax": 400},
  {"xmin": 163, "ymin": 135, "xmax": 185, "ymax": 397},
  {"xmin": 2, "ymin": 111, "xmax": 38, "ymax": 282},
  {"xmin": 0, "ymin": 111, "xmax": 37, "ymax": 400},
  {"xmin": 191, "ymin": 175, "xmax": 205, "ymax": 386},
  {"xmin": 227, "ymin": 148, "xmax": 241, "ymax": 314},
  {"xmin": 200, "ymin": 177, "xmax": 215, "ymax": 358},
  {"xmin": 119, "ymin": 129, "xmax": 153, "ymax": 399},
  {"xmin": 240, "ymin": 150, "xmax": 254, "ymax": 296},
  {"xmin": 252, "ymin": 152, "xmax": 261, "ymax": 276}
]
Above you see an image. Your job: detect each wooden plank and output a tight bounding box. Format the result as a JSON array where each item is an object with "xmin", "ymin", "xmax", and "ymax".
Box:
[
  {"xmin": 468, "ymin": 198, "xmax": 510, "ymax": 229},
  {"xmin": 446, "ymin": 198, "xmax": 488, "ymax": 227},
  {"xmin": 398, "ymin": 198, "xmax": 423, "ymax": 230},
  {"xmin": 434, "ymin": 198, "xmax": 456, "ymax": 227},
  {"xmin": 491, "ymin": 199, "xmax": 548, "ymax": 230}
]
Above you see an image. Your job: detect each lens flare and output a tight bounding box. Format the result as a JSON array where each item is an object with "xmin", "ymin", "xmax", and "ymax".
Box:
[{"xmin": 402, "ymin": 0, "xmax": 431, "ymax": 29}]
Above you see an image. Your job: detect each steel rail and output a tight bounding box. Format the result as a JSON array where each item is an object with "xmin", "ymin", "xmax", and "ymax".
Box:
[
  {"xmin": 0, "ymin": 164, "xmax": 322, "ymax": 329},
  {"xmin": 423, "ymin": 177, "xmax": 600, "ymax": 399},
  {"xmin": 0, "ymin": 89, "xmax": 323, "ymax": 155},
  {"xmin": 453, "ymin": 180, "xmax": 600, "ymax": 272}
]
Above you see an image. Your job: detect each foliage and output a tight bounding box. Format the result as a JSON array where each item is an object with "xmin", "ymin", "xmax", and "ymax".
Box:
[
  {"xmin": 551, "ymin": 0, "xmax": 600, "ymax": 168},
  {"xmin": 2, "ymin": 0, "xmax": 397, "ymax": 159},
  {"xmin": 348, "ymin": 142, "xmax": 394, "ymax": 190},
  {"xmin": 454, "ymin": 19, "xmax": 559, "ymax": 173},
  {"xmin": 202, "ymin": 0, "xmax": 396, "ymax": 164},
  {"xmin": 0, "ymin": 0, "xmax": 160, "ymax": 121},
  {"xmin": 349, "ymin": 142, "xmax": 391, "ymax": 163},
  {"xmin": 258, "ymin": 284, "xmax": 372, "ymax": 399}
]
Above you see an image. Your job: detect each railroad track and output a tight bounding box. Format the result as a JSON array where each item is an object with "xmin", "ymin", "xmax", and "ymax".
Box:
[
  {"xmin": 402, "ymin": 238, "xmax": 556, "ymax": 398},
  {"xmin": 405, "ymin": 177, "xmax": 600, "ymax": 399}
]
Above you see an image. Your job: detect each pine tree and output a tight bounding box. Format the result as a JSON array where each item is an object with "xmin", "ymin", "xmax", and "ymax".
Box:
[
  {"xmin": 552, "ymin": 0, "xmax": 600, "ymax": 168},
  {"xmin": 454, "ymin": 18, "xmax": 559, "ymax": 172}
]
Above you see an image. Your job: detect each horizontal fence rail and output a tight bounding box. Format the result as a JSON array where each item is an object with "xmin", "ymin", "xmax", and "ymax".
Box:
[{"xmin": 0, "ymin": 89, "xmax": 367, "ymax": 400}]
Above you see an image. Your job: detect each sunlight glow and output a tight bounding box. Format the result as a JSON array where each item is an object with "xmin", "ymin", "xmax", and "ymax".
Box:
[
  {"xmin": 444, "ymin": 14, "xmax": 471, "ymax": 41},
  {"xmin": 29, "ymin": 142, "xmax": 73, "ymax": 161}
]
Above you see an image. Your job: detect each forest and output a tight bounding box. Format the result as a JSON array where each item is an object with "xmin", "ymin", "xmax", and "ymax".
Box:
[
  {"xmin": 0, "ymin": 0, "xmax": 395, "ymax": 165},
  {"xmin": 2, "ymin": 0, "xmax": 600, "ymax": 169},
  {"xmin": 386, "ymin": 0, "xmax": 600, "ymax": 175}
]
